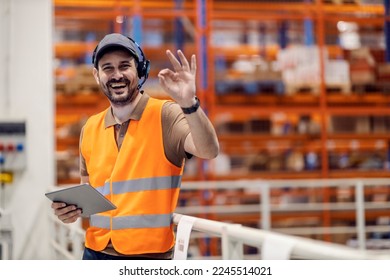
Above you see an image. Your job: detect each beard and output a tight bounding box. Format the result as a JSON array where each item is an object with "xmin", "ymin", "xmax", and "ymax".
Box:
[{"xmin": 99, "ymin": 77, "xmax": 139, "ymax": 106}]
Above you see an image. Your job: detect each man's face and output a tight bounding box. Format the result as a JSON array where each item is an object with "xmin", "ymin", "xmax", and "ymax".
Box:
[{"xmin": 93, "ymin": 49, "xmax": 139, "ymax": 106}]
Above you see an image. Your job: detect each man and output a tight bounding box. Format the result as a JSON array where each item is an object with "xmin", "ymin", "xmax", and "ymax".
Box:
[{"xmin": 51, "ymin": 33, "xmax": 219, "ymax": 260}]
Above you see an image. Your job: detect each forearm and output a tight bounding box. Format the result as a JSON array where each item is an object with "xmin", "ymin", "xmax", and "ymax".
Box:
[
  {"xmin": 158, "ymin": 49, "xmax": 219, "ymax": 159},
  {"xmin": 183, "ymin": 106, "xmax": 219, "ymax": 159}
]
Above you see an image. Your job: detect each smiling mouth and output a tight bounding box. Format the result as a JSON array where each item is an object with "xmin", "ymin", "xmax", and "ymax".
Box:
[{"xmin": 110, "ymin": 82, "xmax": 127, "ymax": 90}]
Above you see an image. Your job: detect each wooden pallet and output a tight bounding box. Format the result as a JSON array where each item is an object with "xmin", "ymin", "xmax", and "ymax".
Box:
[
  {"xmin": 285, "ymin": 83, "xmax": 351, "ymax": 95},
  {"xmin": 352, "ymin": 83, "xmax": 390, "ymax": 94},
  {"xmin": 63, "ymin": 80, "xmax": 100, "ymax": 95},
  {"xmin": 215, "ymin": 79, "xmax": 284, "ymax": 96},
  {"xmin": 56, "ymin": 64, "xmax": 100, "ymax": 95},
  {"xmin": 323, "ymin": 0, "xmax": 361, "ymax": 4}
]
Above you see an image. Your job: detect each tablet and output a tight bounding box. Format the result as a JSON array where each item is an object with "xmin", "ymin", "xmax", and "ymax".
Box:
[{"xmin": 45, "ymin": 184, "xmax": 116, "ymax": 217}]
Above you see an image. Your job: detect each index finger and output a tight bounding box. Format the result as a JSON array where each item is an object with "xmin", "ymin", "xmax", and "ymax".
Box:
[
  {"xmin": 52, "ymin": 201, "xmax": 66, "ymax": 209},
  {"xmin": 177, "ymin": 50, "xmax": 190, "ymax": 72}
]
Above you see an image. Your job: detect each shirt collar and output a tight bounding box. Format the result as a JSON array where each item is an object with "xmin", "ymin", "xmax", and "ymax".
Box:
[{"xmin": 104, "ymin": 92, "xmax": 150, "ymax": 128}]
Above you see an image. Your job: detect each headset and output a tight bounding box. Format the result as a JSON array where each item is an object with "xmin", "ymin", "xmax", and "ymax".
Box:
[
  {"xmin": 92, "ymin": 36, "xmax": 150, "ymax": 89},
  {"xmin": 128, "ymin": 37, "xmax": 150, "ymax": 89}
]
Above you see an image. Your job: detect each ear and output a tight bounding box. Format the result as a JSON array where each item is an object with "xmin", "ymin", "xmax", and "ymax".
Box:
[{"xmin": 92, "ymin": 67, "xmax": 100, "ymax": 85}]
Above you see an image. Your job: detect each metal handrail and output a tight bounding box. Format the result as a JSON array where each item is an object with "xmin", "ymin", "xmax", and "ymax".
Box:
[
  {"xmin": 173, "ymin": 213, "xmax": 390, "ymax": 260},
  {"xmin": 48, "ymin": 178, "xmax": 390, "ymax": 259},
  {"xmin": 179, "ymin": 178, "xmax": 390, "ymax": 250},
  {"xmin": 48, "ymin": 211, "xmax": 390, "ymax": 260}
]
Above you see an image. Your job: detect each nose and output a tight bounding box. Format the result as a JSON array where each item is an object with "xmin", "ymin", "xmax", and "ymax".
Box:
[{"xmin": 111, "ymin": 68, "xmax": 124, "ymax": 80}]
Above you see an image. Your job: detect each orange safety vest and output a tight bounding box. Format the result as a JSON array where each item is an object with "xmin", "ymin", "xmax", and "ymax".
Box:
[{"xmin": 80, "ymin": 97, "xmax": 184, "ymax": 255}]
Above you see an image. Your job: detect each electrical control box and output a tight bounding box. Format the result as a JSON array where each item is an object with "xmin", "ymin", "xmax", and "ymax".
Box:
[{"xmin": 0, "ymin": 121, "xmax": 26, "ymax": 173}]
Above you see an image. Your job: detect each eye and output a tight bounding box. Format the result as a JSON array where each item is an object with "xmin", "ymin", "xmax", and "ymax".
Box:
[
  {"xmin": 119, "ymin": 63, "xmax": 131, "ymax": 70},
  {"xmin": 102, "ymin": 66, "xmax": 114, "ymax": 72}
]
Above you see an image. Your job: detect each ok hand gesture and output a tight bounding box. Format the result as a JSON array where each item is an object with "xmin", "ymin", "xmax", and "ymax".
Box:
[{"xmin": 158, "ymin": 50, "xmax": 197, "ymax": 107}]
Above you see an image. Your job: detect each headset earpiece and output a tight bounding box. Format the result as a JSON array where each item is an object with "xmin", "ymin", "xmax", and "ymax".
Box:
[
  {"xmin": 127, "ymin": 37, "xmax": 150, "ymax": 89},
  {"xmin": 137, "ymin": 59, "xmax": 150, "ymax": 80}
]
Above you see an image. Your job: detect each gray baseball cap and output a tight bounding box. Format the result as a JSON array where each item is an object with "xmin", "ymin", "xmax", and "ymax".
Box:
[{"xmin": 92, "ymin": 33, "xmax": 139, "ymax": 68}]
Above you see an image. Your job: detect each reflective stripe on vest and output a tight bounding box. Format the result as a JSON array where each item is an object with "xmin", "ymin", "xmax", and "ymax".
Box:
[
  {"xmin": 94, "ymin": 176, "xmax": 181, "ymax": 197},
  {"xmin": 90, "ymin": 213, "xmax": 172, "ymax": 230},
  {"xmin": 112, "ymin": 175, "xmax": 181, "ymax": 194}
]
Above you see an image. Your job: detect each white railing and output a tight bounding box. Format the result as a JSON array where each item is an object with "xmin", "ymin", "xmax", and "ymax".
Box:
[
  {"xmin": 178, "ymin": 178, "xmax": 390, "ymax": 251},
  {"xmin": 173, "ymin": 213, "xmax": 390, "ymax": 260},
  {"xmin": 48, "ymin": 212, "xmax": 390, "ymax": 260},
  {"xmin": 0, "ymin": 210, "xmax": 12, "ymax": 260},
  {"xmin": 48, "ymin": 178, "xmax": 390, "ymax": 260},
  {"xmin": 49, "ymin": 214, "xmax": 85, "ymax": 260}
]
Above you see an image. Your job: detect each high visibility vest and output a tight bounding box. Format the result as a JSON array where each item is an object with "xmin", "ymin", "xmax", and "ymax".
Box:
[{"xmin": 80, "ymin": 97, "xmax": 184, "ymax": 255}]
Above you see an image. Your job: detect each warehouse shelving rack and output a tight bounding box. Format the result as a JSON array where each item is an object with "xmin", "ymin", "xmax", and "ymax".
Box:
[{"xmin": 53, "ymin": 0, "xmax": 390, "ymax": 255}]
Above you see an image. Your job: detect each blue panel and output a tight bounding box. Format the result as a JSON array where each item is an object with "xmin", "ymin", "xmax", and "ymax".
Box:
[
  {"xmin": 279, "ymin": 21, "xmax": 288, "ymax": 49},
  {"xmin": 385, "ymin": 0, "xmax": 390, "ymax": 62},
  {"xmin": 175, "ymin": 0, "xmax": 185, "ymax": 50},
  {"xmin": 197, "ymin": 0, "xmax": 208, "ymax": 90},
  {"xmin": 121, "ymin": 16, "xmax": 128, "ymax": 35},
  {"xmin": 304, "ymin": 19, "xmax": 314, "ymax": 46},
  {"xmin": 133, "ymin": 15, "xmax": 142, "ymax": 45},
  {"xmin": 174, "ymin": 19, "xmax": 184, "ymax": 51}
]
